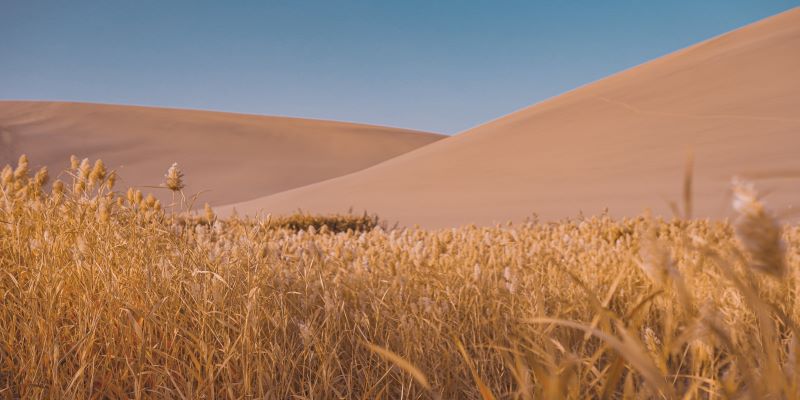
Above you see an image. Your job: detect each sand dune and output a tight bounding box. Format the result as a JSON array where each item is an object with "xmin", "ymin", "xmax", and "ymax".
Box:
[
  {"xmin": 0, "ymin": 102, "xmax": 443, "ymax": 206},
  {"xmin": 225, "ymin": 8, "xmax": 800, "ymax": 227}
]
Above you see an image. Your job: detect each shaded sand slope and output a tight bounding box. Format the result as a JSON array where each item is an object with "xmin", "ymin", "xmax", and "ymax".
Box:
[
  {"xmin": 0, "ymin": 102, "xmax": 443, "ymax": 205},
  {"xmin": 226, "ymin": 8, "xmax": 800, "ymax": 227}
]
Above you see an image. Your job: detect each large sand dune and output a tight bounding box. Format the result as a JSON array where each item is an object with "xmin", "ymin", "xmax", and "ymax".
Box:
[
  {"xmin": 0, "ymin": 102, "xmax": 443, "ymax": 206},
  {"xmin": 226, "ymin": 8, "xmax": 800, "ymax": 227}
]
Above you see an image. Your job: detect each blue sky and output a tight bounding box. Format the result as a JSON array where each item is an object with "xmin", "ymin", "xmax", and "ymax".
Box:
[{"xmin": 2, "ymin": 1, "xmax": 797, "ymax": 134}]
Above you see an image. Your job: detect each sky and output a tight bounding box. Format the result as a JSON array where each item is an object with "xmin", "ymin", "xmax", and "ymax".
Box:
[{"xmin": 2, "ymin": 1, "xmax": 798, "ymax": 134}]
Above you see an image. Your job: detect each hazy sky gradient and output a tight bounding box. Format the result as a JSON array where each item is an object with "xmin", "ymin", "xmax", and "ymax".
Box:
[{"xmin": 2, "ymin": 1, "xmax": 797, "ymax": 134}]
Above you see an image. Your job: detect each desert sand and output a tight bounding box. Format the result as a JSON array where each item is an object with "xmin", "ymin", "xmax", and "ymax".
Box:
[
  {"xmin": 0, "ymin": 102, "xmax": 443, "ymax": 206},
  {"xmin": 224, "ymin": 7, "xmax": 800, "ymax": 227}
]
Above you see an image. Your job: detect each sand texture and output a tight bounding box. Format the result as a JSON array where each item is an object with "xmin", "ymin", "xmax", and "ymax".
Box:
[
  {"xmin": 224, "ymin": 8, "xmax": 800, "ymax": 227},
  {"xmin": 0, "ymin": 102, "xmax": 443, "ymax": 206}
]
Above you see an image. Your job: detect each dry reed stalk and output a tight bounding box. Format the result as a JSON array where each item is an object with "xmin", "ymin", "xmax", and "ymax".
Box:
[{"xmin": 0, "ymin": 155, "xmax": 797, "ymax": 399}]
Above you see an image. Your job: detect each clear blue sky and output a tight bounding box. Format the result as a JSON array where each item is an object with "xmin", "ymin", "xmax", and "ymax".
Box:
[{"xmin": 2, "ymin": 1, "xmax": 797, "ymax": 134}]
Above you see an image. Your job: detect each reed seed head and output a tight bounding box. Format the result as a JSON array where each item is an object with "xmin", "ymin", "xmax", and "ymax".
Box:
[
  {"xmin": 89, "ymin": 159, "xmax": 107, "ymax": 188},
  {"xmin": 164, "ymin": 162, "xmax": 185, "ymax": 192},
  {"xmin": 73, "ymin": 179, "xmax": 86, "ymax": 195},
  {"xmin": 135, "ymin": 189, "xmax": 144, "ymax": 206},
  {"xmin": 106, "ymin": 171, "xmax": 117, "ymax": 190},
  {"xmin": 34, "ymin": 167, "xmax": 49, "ymax": 188},
  {"xmin": 204, "ymin": 203, "xmax": 216, "ymax": 224},
  {"xmin": 126, "ymin": 187, "xmax": 136, "ymax": 205},
  {"xmin": 78, "ymin": 158, "xmax": 91, "ymax": 180},
  {"xmin": 13, "ymin": 154, "xmax": 29, "ymax": 180},
  {"xmin": 1, "ymin": 165, "xmax": 13, "ymax": 185},
  {"xmin": 51, "ymin": 180, "xmax": 64, "ymax": 197},
  {"xmin": 731, "ymin": 177, "xmax": 786, "ymax": 277},
  {"xmin": 144, "ymin": 193, "xmax": 157, "ymax": 209}
]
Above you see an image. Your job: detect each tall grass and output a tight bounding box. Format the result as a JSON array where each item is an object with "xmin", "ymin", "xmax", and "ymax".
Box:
[{"xmin": 1, "ymin": 156, "xmax": 798, "ymax": 399}]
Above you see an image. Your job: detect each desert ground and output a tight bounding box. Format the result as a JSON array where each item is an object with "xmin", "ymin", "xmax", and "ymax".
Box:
[
  {"xmin": 225, "ymin": 7, "xmax": 800, "ymax": 227},
  {"xmin": 0, "ymin": 101, "xmax": 443, "ymax": 207},
  {"xmin": 2, "ymin": 6, "xmax": 799, "ymax": 400}
]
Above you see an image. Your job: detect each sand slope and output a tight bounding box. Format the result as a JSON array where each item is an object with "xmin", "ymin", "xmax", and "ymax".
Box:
[
  {"xmin": 226, "ymin": 8, "xmax": 800, "ymax": 227},
  {"xmin": 0, "ymin": 101, "xmax": 443, "ymax": 206}
]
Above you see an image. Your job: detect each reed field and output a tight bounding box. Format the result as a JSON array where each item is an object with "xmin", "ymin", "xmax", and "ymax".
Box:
[{"xmin": 1, "ymin": 155, "xmax": 798, "ymax": 399}]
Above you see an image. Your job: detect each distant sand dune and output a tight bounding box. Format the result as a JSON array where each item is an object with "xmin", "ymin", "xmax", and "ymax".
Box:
[
  {"xmin": 225, "ymin": 7, "xmax": 800, "ymax": 227},
  {"xmin": 0, "ymin": 102, "xmax": 443, "ymax": 206}
]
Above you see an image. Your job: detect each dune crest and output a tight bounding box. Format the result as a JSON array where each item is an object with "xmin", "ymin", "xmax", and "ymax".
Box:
[{"xmin": 225, "ymin": 7, "xmax": 800, "ymax": 227}]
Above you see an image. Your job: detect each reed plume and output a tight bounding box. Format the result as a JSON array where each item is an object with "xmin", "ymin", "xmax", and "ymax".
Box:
[
  {"xmin": 164, "ymin": 162, "xmax": 185, "ymax": 192},
  {"xmin": 731, "ymin": 177, "xmax": 786, "ymax": 277},
  {"xmin": 0, "ymin": 155, "xmax": 797, "ymax": 399}
]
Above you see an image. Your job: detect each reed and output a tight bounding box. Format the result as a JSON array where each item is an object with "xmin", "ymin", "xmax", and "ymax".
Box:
[{"xmin": 0, "ymin": 156, "xmax": 797, "ymax": 399}]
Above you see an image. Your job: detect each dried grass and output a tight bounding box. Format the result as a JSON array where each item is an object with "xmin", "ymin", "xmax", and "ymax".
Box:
[{"xmin": 1, "ymin": 156, "xmax": 798, "ymax": 399}]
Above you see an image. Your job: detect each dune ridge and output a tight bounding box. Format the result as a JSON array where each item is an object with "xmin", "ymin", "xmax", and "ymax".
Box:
[
  {"xmin": 224, "ymin": 7, "xmax": 800, "ymax": 227},
  {"xmin": 0, "ymin": 101, "xmax": 443, "ymax": 206}
]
